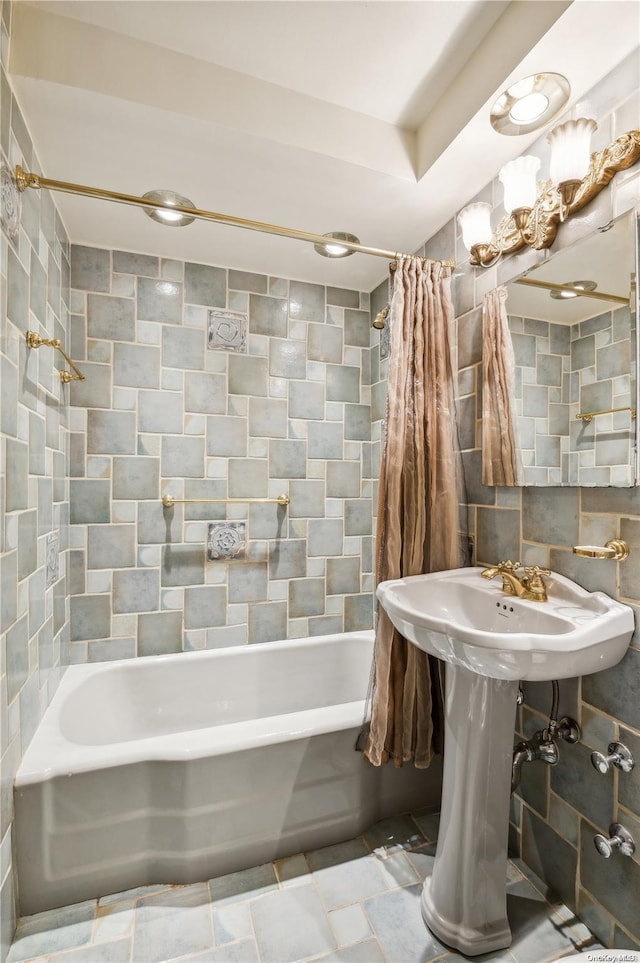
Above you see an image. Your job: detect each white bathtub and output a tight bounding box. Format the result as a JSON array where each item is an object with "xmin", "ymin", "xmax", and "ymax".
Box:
[{"xmin": 15, "ymin": 630, "xmax": 440, "ymax": 915}]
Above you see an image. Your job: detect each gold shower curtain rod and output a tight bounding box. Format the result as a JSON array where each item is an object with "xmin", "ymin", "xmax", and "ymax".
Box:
[{"xmin": 15, "ymin": 166, "xmax": 455, "ymax": 267}]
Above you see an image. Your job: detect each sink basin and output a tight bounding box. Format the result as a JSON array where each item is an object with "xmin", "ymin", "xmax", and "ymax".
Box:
[
  {"xmin": 376, "ymin": 565, "xmax": 634, "ymax": 956},
  {"xmin": 377, "ymin": 565, "xmax": 634, "ymax": 681}
]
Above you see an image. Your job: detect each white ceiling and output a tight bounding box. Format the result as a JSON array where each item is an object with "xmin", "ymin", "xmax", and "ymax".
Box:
[{"xmin": 7, "ymin": 0, "xmax": 640, "ymax": 291}]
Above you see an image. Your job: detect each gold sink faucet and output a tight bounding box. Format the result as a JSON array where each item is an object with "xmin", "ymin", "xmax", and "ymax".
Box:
[{"xmin": 481, "ymin": 560, "xmax": 550, "ymax": 602}]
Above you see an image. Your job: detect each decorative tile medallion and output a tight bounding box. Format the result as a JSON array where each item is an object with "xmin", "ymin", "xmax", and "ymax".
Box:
[
  {"xmin": 45, "ymin": 531, "xmax": 60, "ymax": 588},
  {"xmin": 207, "ymin": 310, "xmax": 248, "ymax": 353},
  {"xmin": 207, "ymin": 522, "xmax": 246, "ymax": 560},
  {"xmin": 1, "ymin": 162, "xmax": 21, "ymax": 242}
]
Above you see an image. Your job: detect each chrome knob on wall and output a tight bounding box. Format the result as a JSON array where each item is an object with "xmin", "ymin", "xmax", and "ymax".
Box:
[
  {"xmin": 593, "ymin": 823, "xmax": 636, "ymax": 859},
  {"xmin": 590, "ymin": 741, "xmax": 635, "ymax": 774}
]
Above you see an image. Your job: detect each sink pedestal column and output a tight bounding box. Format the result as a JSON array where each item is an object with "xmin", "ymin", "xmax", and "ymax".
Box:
[{"xmin": 421, "ymin": 663, "xmax": 518, "ymax": 956}]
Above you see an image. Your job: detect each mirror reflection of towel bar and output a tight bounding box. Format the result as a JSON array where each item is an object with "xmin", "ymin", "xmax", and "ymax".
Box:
[
  {"xmin": 515, "ymin": 277, "xmax": 629, "ymax": 304},
  {"xmin": 576, "ymin": 405, "xmax": 636, "ymax": 422},
  {"xmin": 162, "ymin": 494, "xmax": 289, "ymax": 508}
]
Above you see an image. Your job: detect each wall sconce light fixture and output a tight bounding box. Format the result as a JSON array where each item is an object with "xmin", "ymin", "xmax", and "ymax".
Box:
[{"xmin": 459, "ymin": 124, "xmax": 640, "ymax": 267}]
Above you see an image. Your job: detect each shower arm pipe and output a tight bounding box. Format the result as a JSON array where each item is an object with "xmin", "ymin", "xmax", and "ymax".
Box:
[
  {"xmin": 14, "ymin": 166, "xmax": 455, "ymax": 267},
  {"xmin": 162, "ymin": 493, "xmax": 290, "ymax": 508}
]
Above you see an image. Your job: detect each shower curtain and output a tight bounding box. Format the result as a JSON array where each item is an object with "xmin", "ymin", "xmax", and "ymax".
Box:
[
  {"xmin": 482, "ymin": 286, "xmax": 523, "ymax": 486},
  {"xmin": 364, "ymin": 257, "xmax": 464, "ymax": 769}
]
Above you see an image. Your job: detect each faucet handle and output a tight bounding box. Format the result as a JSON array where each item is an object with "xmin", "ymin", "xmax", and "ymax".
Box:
[
  {"xmin": 498, "ymin": 559, "xmax": 521, "ymax": 572},
  {"xmin": 523, "ymin": 565, "xmax": 551, "ymax": 579}
]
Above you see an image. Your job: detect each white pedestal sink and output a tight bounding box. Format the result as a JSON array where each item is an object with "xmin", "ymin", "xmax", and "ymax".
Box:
[{"xmin": 377, "ymin": 566, "xmax": 634, "ymax": 956}]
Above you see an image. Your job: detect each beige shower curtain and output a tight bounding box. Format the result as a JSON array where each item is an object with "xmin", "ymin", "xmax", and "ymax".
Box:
[
  {"xmin": 364, "ymin": 257, "xmax": 464, "ymax": 769},
  {"xmin": 482, "ymin": 286, "xmax": 523, "ymax": 486}
]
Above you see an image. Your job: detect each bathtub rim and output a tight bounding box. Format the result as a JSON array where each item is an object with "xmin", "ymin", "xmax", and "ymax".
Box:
[{"xmin": 16, "ymin": 629, "xmax": 375, "ymax": 786}]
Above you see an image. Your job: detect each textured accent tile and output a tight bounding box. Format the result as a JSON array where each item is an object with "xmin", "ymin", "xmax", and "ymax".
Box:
[
  {"xmin": 207, "ymin": 523, "xmax": 246, "ymax": 561},
  {"xmin": 207, "ymin": 309, "xmax": 247, "ymax": 352}
]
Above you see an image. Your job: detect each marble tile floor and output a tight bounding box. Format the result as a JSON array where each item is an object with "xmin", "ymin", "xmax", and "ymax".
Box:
[{"xmin": 9, "ymin": 810, "xmax": 603, "ymax": 963}]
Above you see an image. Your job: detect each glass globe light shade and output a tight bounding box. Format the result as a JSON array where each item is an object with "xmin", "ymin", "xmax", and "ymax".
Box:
[
  {"xmin": 548, "ymin": 118, "xmax": 597, "ymax": 186},
  {"xmin": 458, "ymin": 202, "xmax": 493, "ymax": 253},
  {"xmin": 499, "ymin": 155, "xmax": 541, "ymax": 214}
]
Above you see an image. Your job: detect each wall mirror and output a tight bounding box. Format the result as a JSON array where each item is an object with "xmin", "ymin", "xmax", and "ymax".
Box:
[{"xmin": 484, "ymin": 208, "xmax": 639, "ymax": 487}]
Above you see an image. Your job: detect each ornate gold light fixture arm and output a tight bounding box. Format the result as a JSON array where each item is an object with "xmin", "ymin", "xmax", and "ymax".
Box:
[{"xmin": 470, "ymin": 130, "xmax": 640, "ymax": 265}]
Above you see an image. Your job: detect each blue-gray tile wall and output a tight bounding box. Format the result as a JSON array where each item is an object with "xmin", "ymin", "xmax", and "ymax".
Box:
[
  {"xmin": 68, "ymin": 246, "xmax": 373, "ymax": 659},
  {"xmin": 1, "ymin": 6, "xmax": 71, "ymax": 954}
]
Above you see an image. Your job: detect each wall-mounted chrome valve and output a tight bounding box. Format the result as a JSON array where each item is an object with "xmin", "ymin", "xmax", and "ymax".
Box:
[
  {"xmin": 593, "ymin": 823, "xmax": 636, "ymax": 858},
  {"xmin": 590, "ymin": 742, "xmax": 635, "ymax": 775}
]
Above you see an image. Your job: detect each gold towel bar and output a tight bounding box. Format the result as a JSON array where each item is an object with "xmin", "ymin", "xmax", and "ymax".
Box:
[
  {"xmin": 26, "ymin": 331, "xmax": 85, "ymax": 383},
  {"xmin": 162, "ymin": 493, "xmax": 289, "ymax": 508},
  {"xmin": 577, "ymin": 405, "xmax": 636, "ymax": 423}
]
